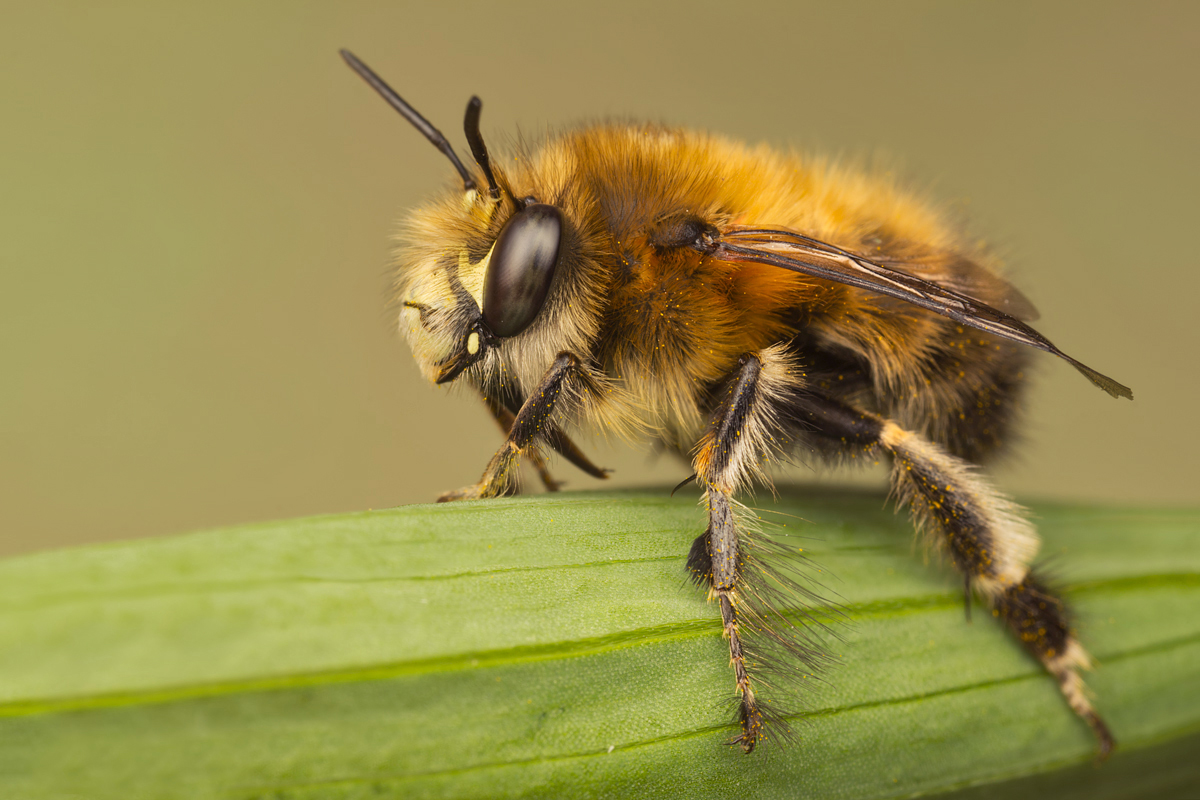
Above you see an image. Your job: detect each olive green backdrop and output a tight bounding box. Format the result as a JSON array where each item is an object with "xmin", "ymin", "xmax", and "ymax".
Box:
[{"xmin": 2, "ymin": 1, "xmax": 1196, "ymax": 556}]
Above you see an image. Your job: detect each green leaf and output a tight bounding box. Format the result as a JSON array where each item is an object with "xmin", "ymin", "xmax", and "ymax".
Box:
[{"xmin": 1, "ymin": 489, "xmax": 1196, "ymax": 799}]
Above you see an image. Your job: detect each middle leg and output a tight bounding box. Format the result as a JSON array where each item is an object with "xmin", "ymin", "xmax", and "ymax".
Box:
[
  {"xmin": 688, "ymin": 349, "xmax": 1114, "ymax": 757},
  {"xmin": 689, "ymin": 345, "xmax": 825, "ymax": 752}
]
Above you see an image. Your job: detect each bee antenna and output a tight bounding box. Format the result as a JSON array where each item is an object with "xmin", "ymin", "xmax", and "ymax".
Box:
[
  {"xmin": 464, "ymin": 97, "xmax": 501, "ymax": 200},
  {"xmin": 339, "ymin": 49, "xmax": 478, "ymax": 192}
]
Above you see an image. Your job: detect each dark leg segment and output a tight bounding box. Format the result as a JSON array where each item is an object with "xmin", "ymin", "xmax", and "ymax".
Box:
[
  {"xmin": 484, "ymin": 396, "xmax": 562, "ymax": 492},
  {"xmin": 994, "ymin": 575, "xmax": 1114, "ymax": 758},
  {"xmin": 693, "ymin": 356, "xmax": 765, "ymax": 751},
  {"xmin": 440, "ymin": 352, "xmax": 589, "ymax": 501},
  {"xmin": 485, "ymin": 390, "xmax": 610, "ymax": 485}
]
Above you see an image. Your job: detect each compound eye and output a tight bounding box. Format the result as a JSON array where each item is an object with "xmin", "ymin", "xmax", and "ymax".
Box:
[{"xmin": 482, "ymin": 203, "xmax": 562, "ymax": 338}]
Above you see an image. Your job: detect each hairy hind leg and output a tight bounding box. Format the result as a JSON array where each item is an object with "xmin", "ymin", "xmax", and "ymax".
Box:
[{"xmin": 789, "ymin": 391, "xmax": 1115, "ymax": 757}]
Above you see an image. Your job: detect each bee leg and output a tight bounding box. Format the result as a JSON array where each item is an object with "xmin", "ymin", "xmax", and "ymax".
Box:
[
  {"xmin": 690, "ymin": 348, "xmax": 808, "ymax": 753},
  {"xmin": 438, "ymin": 353, "xmax": 587, "ymax": 502},
  {"xmin": 691, "ymin": 490, "xmax": 765, "ymax": 753},
  {"xmin": 483, "ymin": 396, "xmax": 562, "ymax": 492},
  {"xmin": 790, "ymin": 391, "xmax": 1116, "ymax": 758}
]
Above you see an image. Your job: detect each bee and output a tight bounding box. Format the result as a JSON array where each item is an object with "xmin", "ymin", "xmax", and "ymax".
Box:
[{"xmin": 341, "ymin": 50, "xmax": 1131, "ymax": 756}]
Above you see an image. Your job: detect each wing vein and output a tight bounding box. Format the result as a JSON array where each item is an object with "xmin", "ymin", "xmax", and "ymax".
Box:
[{"xmin": 709, "ymin": 227, "xmax": 1132, "ymax": 400}]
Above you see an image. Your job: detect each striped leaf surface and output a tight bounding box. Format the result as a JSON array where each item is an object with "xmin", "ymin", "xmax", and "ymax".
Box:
[{"xmin": 1, "ymin": 490, "xmax": 1196, "ymax": 799}]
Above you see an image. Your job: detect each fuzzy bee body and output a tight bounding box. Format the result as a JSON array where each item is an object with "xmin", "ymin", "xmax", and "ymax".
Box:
[
  {"xmin": 345, "ymin": 51, "xmax": 1129, "ymax": 756},
  {"xmin": 403, "ymin": 126, "xmax": 1031, "ymax": 461}
]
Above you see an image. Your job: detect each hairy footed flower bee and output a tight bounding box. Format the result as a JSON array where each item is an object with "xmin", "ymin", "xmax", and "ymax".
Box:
[{"xmin": 342, "ymin": 50, "xmax": 1131, "ymax": 756}]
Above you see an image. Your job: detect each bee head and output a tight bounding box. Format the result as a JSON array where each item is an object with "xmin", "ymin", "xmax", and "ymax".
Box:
[
  {"xmin": 343, "ymin": 50, "xmax": 588, "ymax": 388},
  {"xmin": 398, "ymin": 194, "xmax": 565, "ymax": 385}
]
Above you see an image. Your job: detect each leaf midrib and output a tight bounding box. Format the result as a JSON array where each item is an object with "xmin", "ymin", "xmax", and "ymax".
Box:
[{"xmin": 3, "ymin": 572, "xmax": 1192, "ymax": 720}]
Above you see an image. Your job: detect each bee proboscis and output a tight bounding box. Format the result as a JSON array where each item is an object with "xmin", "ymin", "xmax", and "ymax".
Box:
[{"xmin": 342, "ymin": 49, "xmax": 1130, "ymax": 756}]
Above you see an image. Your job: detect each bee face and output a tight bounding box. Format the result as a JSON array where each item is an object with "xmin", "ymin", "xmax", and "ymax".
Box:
[
  {"xmin": 395, "ymin": 189, "xmax": 499, "ymax": 385},
  {"xmin": 397, "ymin": 183, "xmax": 602, "ymax": 395}
]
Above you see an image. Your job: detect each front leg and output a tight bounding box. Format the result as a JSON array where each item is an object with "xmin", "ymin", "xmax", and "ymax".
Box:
[
  {"xmin": 483, "ymin": 389, "xmax": 610, "ymax": 494},
  {"xmin": 439, "ymin": 353, "xmax": 586, "ymax": 502},
  {"xmin": 483, "ymin": 396, "xmax": 563, "ymax": 493}
]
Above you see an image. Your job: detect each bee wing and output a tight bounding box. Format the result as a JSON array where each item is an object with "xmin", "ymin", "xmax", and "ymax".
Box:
[
  {"xmin": 875, "ymin": 252, "xmax": 1040, "ymax": 322},
  {"xmin": 711, "ymin": 226, "xmax": 1132, "ymax": 399}
]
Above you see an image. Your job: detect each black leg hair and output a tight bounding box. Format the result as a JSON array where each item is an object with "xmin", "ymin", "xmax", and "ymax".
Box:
[{"xmin": 789, "ymin": 390, "xmax": 1115, "ymax": 758}]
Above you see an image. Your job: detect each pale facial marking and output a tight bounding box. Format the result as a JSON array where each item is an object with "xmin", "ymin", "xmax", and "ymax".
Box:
[{"xmin": 458, "ymin": 244, "xmax": 493, "ymax": 308}]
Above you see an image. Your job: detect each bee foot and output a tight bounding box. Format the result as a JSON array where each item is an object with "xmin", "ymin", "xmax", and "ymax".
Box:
[
  {"xmin": 436, "ymin": 484, "xmax": 486, "ymax": 502},
  {"xmin": 436, "ymin": 480, "xmax": 516, "ymax": 502}
]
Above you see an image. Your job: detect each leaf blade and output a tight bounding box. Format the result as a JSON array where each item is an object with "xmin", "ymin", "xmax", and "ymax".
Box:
[{"xmin": 1, "ymin": 490, "xmax": 1197, "ymax": 799}]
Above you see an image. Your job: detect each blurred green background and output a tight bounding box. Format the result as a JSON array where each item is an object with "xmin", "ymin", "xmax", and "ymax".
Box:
[{"xmin": 2, "ymin": 1, "xmax": 1196, "ymax": 557}]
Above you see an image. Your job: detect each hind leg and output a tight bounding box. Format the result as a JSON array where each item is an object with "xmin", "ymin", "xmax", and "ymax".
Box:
[{"xmin": 789, "ymin": 390, "xmax": 1115, "ymax": 757}]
